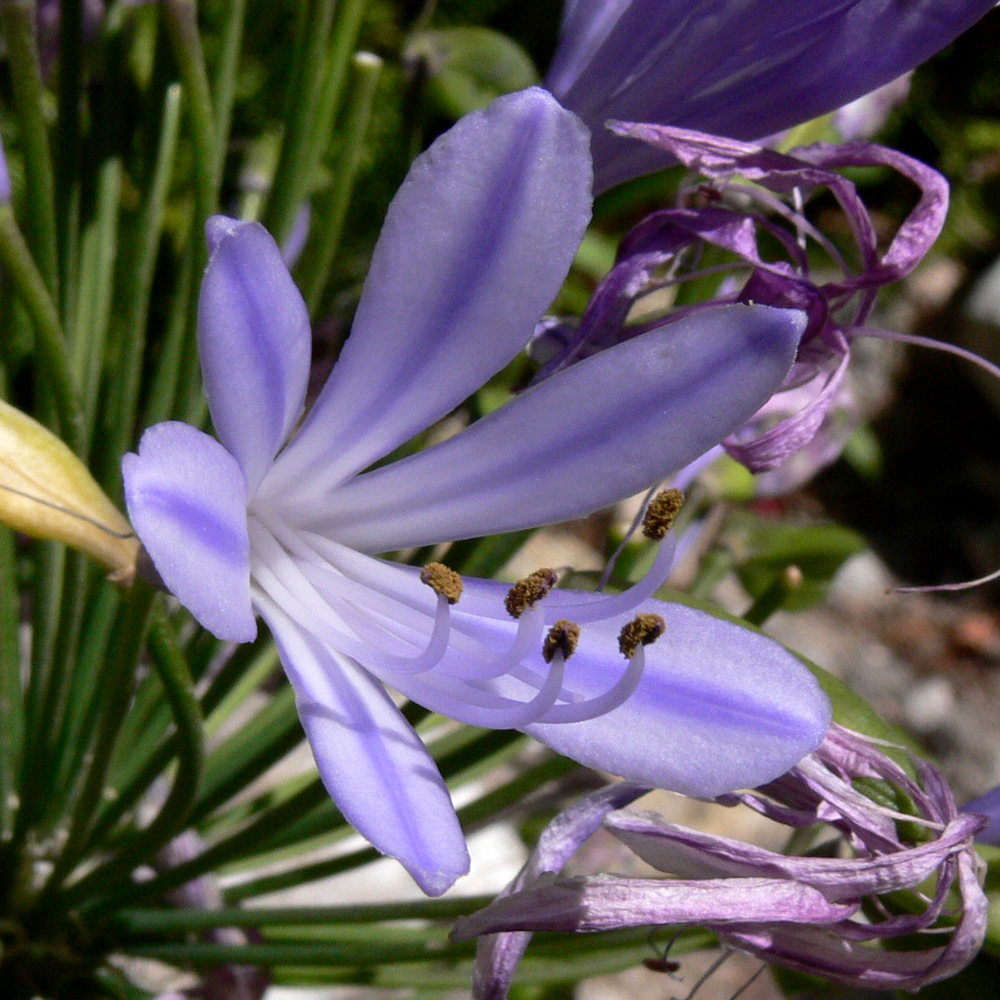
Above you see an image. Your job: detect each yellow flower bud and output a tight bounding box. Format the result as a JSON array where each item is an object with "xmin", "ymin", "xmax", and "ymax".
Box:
[{"xmin": 0, "ymin": 399, "xmax": 139, "ymax": 582}]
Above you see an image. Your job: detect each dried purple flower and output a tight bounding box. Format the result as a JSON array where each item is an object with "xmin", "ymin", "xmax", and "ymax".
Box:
[{"xmin": 454, "ymin": 725, "xmax": 988, "ymax": 996}]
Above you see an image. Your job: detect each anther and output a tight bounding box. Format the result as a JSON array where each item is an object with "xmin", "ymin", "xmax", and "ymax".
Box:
[
  {"xmin": 542, "ymin": 619, "xmax": 580, "ymax": 664},
  {"xmin": 642, "ymin": 488, "xmax": 684, "ymax": 540},
  {"xmin": 420, "ymin": 562, "xmax": 463, "ymax": 604},
  {"xmin": 505, "ymin": 568, "xmax": 558, "ymax": 618},
  {"xmin": 618, "ymin": 613, "xmax": 666, "ymax": 658}
]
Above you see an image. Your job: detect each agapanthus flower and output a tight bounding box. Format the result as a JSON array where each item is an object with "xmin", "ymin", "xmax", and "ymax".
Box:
[
  {"xmin": 122, "ymin": 88, "xmax": 831, "ymax": 894},
  {"xmin": 533, "ymin": 126, "xmax": 957, "ymax": 481},
  {"xmin": 454, "ymin": 724, "xmax": 988, "ymax": 997},
  {"xmin": 547, "ymin": 0, "xmax": 996, "ymax": 190}
]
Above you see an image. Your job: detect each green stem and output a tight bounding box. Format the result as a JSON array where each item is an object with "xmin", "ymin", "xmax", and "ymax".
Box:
[
  {"xmin": 0, "ymin": 207, "xmax": 84, "ymax": 452},
  {"xmin": 162, "ymin": 0, "xmax": 218, "ymax": 234},
  {"xmin": 55, "ymin": 0, "xmax": 84, "ymax": 327},
  {"xmin": 59, "ymin": 606, "xmax": 205, "ymax": 909},
  {"xmin": 99, "ymin": 84, "xmax": 182, "ymax": 493},
  {"xmin": 261, "ymin": 0, "xmax": 339, "ymax": 243},
  {"xmin": 75, "ymin": 157, "xmax": 123, "ymax": 456},
  {"xmin": 0, "ymin": 524, "xmax": 22, "ymax": 843},
  {"xmin": 118, "ymin": 938, "xmax": 475, "ymax": 967},
  {"xmin": 210, "ymin": 0, "xmax": 247, "ymax": 181},
  {"xmin": 38, "ymin": 581, "xmax": 155, "ymax": 906},
  {"xmin": 297, "ymin": 51, "xmax": 382, "ymax": 315},
  {"xmin": 114, "ymin": 896, "xmax": 495, "ymax": 934},
  {"xmin": 0, "ymin": 0, "xmax": 59, "ymax": 297}
]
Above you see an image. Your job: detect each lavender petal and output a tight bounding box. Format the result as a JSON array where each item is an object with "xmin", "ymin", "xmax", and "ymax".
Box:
[
  {"xmin": 299, "ymin": 304, "xmax": 805, "ymax": 551},
  {"xmin": 123, "ymin": 421, "xmax": 255, "ymax": 641},
  {"xmin": 259, "ymin": 600, "xmax": 471, "ymax": 896},
  {"xmin": 548, "ymin": 0, "xmax": 995, "ymax": 190},
  {"xmin": 454, "ymin": 873, "xmax": 855, "ymax": 938},
  {"xmin": 199, "ymin": 217, "xmax": 311, "ymax": 494},
  {"xmin": 266, "ymin": 87, "xmax": 592, "ymax": 495}
]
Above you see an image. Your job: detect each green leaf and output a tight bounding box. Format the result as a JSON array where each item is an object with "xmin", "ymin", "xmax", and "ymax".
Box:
[
  {"xmin": 407, "ymin": 28, "xmax": 539, "ymax": 119},
  {"xmin": 728, "ymin": 510, "xmax": 867, "ymax": 611}
]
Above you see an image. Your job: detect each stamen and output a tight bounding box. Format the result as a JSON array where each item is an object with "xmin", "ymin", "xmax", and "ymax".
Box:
[
  {"xmin": 505, "ymin": 568, "xmax": 558, "ymax": 618},
  {"xmin": 618, "ymin": 613, "xmax": 666, "ymax": 658},
  {"xmin": 542, "ymin": 619, "xmax": 580, "ymax": 663},
  {"xmin": 539, "ymin": 615, "xmax": 656, "ymax": 724},
  {"xmin": 553, "ymin": 537, "xmax": 676, "ymax": 624},
  {"xmin": 643, "ymin": 488, "xmax": 684, "ymax": 540},
  {"xmin": 420, "ymin": 562, "xmax": 463, "ymax": 604}
]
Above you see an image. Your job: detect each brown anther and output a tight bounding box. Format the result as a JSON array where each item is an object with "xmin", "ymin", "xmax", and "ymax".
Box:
[
  {"xmin": 420, "ymin": 562, "xmax": 463, "ymax": 604},
  {"xmin": 542, "ymin": 619, "xmax": 581, "ymax": 664},
  {"xmin": 504, "ymin": 568, "xmax": 558, "ymax": 618},
  {"xmin": 618, "ymin": 613, "xmax": 666, "ymax": 658},
  {"xmin": 642, "ymin": 488, "xmax": 685, "ymax": 540}
]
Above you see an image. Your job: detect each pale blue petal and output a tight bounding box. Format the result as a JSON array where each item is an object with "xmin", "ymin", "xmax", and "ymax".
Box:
[
  {"xmin": 123, "ymin": 421, "xmax": 256, "ymax": 642},
  {"xmin": 297, "ymin": 304, "xmax": 804, "ymax": 551},
  {"xmin": 382, "ymin": 576, "xmax": 831, "ymax": 798},
  {"xmin": 509, "ymin": 596, "xmax": 829, "ymax": 798},
  {"xmin": 259, "ymin": 600, "xmax": 471, "ymax": 896},
  {"xmin": 199, "ymin": 217, "xmax": 311, "ymax": 493},
  {"xmin": 264, "ymin": 87, "xmax": 592, "ymax": 495},
  {"xmin": 548, "ymin": 0, "xmax": 995, "ymax": 190}
]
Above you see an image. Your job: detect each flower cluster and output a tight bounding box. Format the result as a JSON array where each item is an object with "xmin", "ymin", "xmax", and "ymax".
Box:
[
  {"xmin": 533, "ymin": 125, "xmax": 950, "ymax": 486},
  {"xmin": 454, "ymin": 725, "xmax": 989, "ymax": 997}
]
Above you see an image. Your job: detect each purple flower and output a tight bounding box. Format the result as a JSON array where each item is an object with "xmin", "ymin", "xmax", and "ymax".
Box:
[
  {"xmin": 535, "ymin": 126, "xmax": 949, "ymax": 480},
  {"xmin": 454, "ymin": 724, "xmax": 988, "ymax": 997},
  {"xmin": 547, "ymin": 0, "xmax": 995, "ymax": 190},
  {"xmin": 123, "ymin": 88, "xmax": 831, "ymax": 894}
]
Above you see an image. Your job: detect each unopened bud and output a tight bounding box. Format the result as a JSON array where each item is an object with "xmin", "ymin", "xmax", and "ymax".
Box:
[{"xmin": 0, "ymin": 400, "xmax": 138, "ymax": 581}]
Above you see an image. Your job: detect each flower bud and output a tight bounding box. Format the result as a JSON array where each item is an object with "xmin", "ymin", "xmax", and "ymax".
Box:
[{"xmin": 0, "ymin": 399, "xmax": 139, "ymax": 581}]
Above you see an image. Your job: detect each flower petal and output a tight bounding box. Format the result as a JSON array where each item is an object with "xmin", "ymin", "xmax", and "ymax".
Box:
[
  {"xmin": 547, "ymin": 0, "xmax": 995, "ymax": 190},
  {"xmin": 199, "ymin": 217, "xmax": 311, "ymax": 493},
  {"xmin": 258, "ymin": 598, "xmax": 471, "ymax": 896},
  {"xmin": 373, "ymin": 575, "xmax": 830, "ymax": 798},
  {"xmin": 454, "ymin": 873, "xmax": 854, "ymax": 938},
  {"xmin": 296, "ymin": 304, "xmax": 804, "ymax": 551},
  {"xmin": 123, "ymin": 421, "xmax": 255, "ymax": 641},
  {"xmin": 519, "ymin": 596, "xmax": 830, "ymax": 797},
  {"xmin": 265, "ymin": 87, "xmax": 592, "ymax": 495}
]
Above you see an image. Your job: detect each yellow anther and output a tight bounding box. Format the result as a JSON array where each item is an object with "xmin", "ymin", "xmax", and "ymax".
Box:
[
  {"xmin": 642, "ymin": 488, "xmax": 684, "ymax": 540},
  {"xmin": 504, "ymin": 567, "xmax": 558, "ymax": 618},
  {"xmin": 618, "ymin": 613, "xmax": 666, "ymax": 658},
  {"xmin": 542, "ymin": 619, "xmax": 581, "ymax": 664},
  {"xmin": 420, "ymin": 562, "xmax": 463, "ymax": 604}
]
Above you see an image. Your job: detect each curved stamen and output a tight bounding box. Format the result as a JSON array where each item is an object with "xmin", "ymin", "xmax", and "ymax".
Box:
[
  {"xmin": 393, "ymin": 650, "xmax": 568, "ymax": 729},
  {"xmin": 552, "ymin": 490, "xmax": 682, "ymax": 624},
  {"xmin": 539, "ymin": 644, "xmax": 648, "ymax": 724}
]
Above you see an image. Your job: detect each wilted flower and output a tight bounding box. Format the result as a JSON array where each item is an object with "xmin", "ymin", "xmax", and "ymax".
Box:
[
  {"xmin": 546, "ymin": 0, "xmax": 996, "ymax": 190},
  {"xmin": 455, "ymin": 724, "xmax": 988, "ymax": 997},
  {"xmin": 123, "ymin": 88, "xmax": 831, "ymax": 895},
  {"xmin": 534, "ymin": 126, "xmax": 951, "ymax": 480}
]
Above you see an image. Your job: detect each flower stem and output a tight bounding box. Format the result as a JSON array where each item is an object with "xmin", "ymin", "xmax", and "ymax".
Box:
[
  {"xmin": 297, "ymin": 51, "xmax": 383, "ymax": 315},
  {"xmin": 0, "ymin": 0, "xmax": 59, "ymax": 297},
  {"xmin": 261, "ymin": 0, "xmax": 340, "ymax": 244},
  {"xmin": 0, "ymin": 207, "xmax": 84, "ymax": 452},
  {"xmin": 59, "ymin": 605, "xmax": 205, "ymax": 909}
]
